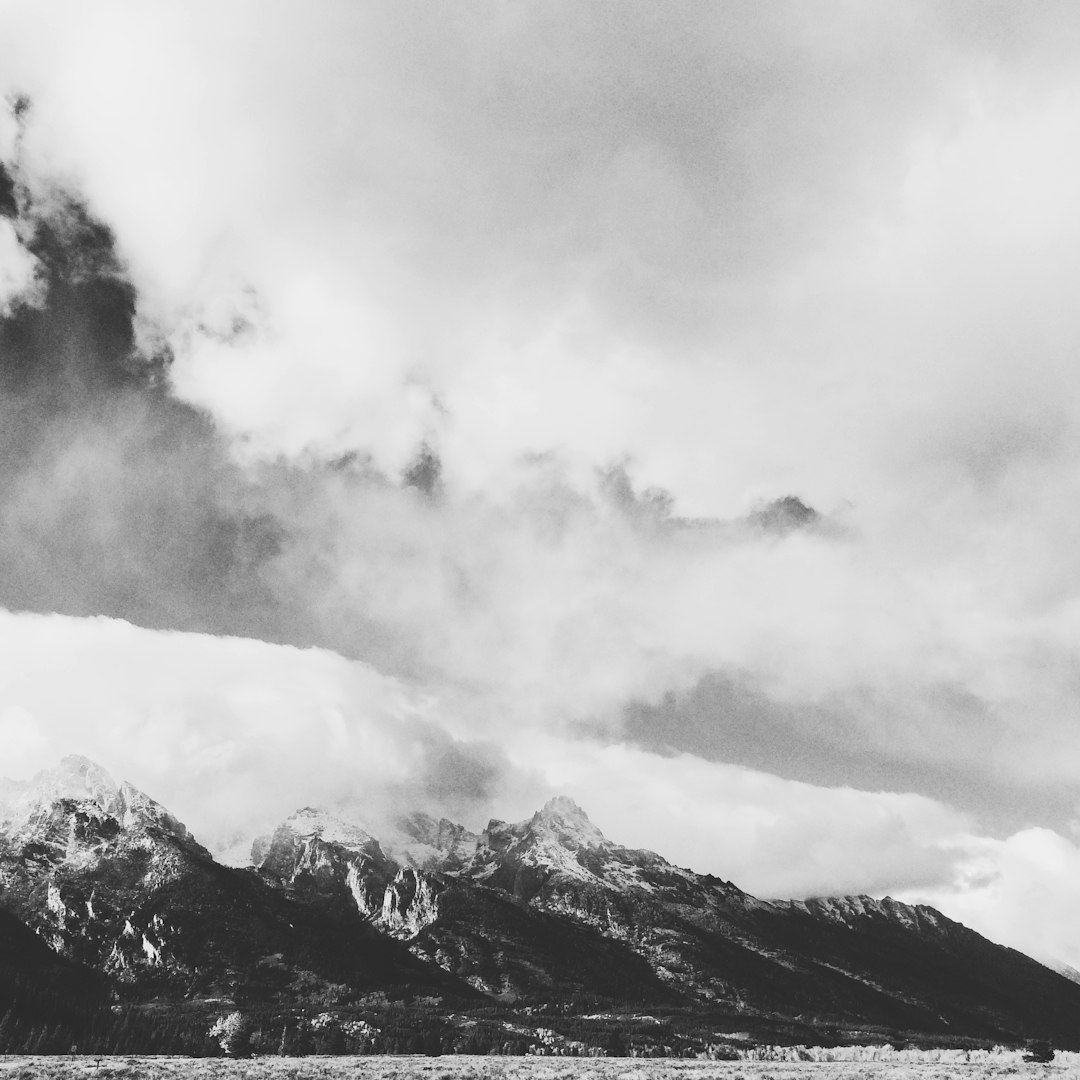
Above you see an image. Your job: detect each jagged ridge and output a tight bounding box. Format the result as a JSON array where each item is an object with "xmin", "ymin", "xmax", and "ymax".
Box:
[
  {"xmin": 4, "ymin": 756, "xmax": 1080, "ymax": 1049},
  {"xmin": 249, "ymin": 791, "xmax": 1080, "ymax": 1046},
  {"xmin": 0, "ymin": 758, "xmax": 478, "ymax": 1004}
]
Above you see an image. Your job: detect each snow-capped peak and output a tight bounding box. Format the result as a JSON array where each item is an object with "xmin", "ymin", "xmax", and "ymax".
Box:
[
  {"xmin": 252, "ymin": 805, "xmax": 480, "ymax": 871},
  {"xmin": 0, "ymin": 754, "xmax": 123, "ymax": 824},
  {"xmin": 530, "ymin": 796, "xmax": 607, "ymax": 849},
  {"xmin": 38, "ymin": 754, "xmax": 121, "ymax": 811},
  {"xmin": 0, "ymin": 756, "xmax": 198, "ymax": 849},
  {"xmin": 275, "ymin": 806, "xmax": 381, "ymax": 849},
  {"xmin": 540, "ymin": 795, "xmax": 591, "ymax": 821}
]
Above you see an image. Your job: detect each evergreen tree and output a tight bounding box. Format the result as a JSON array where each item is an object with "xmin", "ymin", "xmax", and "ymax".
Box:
[{"xmin": 0, "ymin": 1008, "xmax": 16, "ymax": 1053}]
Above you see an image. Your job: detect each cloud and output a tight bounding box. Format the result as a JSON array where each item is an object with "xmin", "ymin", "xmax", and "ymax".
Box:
[
  {"xmin": 899, "ymin": 827, "xmax": 1080, "ymax": 973},
  {"xmin": 0, "ymin": 609, "xmax": 508, "ymax": 852},
  {"xmin": 500, "ymin": 734, "xmax": 976, "ymax": 899},
  {"xmin": 0, "ymin": 173, "xmax": 284, "ymax": 641},
  {"xmin": 0, "ymin": 2, "xmax": 1010, "ymax": 486},
  {"xmin": 620, "ymin": 671, "xmax": 1080, "ymax": 836}
]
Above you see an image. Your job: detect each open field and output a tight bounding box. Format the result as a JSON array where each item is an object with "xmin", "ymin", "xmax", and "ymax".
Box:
[{"xmin": 3, "ymin": 1058, "xmax": 1080, "ymax": 1080}]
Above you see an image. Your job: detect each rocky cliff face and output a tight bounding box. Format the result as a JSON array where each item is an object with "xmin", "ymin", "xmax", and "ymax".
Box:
[
  {"xmin": 0, "ymin": 756, "xmax": 210, "ymax": 968},
  {"xmin": 252, "ymin": 807, "xmax": 399, "ymax": 919}
]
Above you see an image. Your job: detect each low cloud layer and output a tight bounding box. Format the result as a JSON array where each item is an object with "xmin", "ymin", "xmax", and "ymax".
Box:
[
  {"xmin": 5, "ymin": 608, "xmax": 1080, "ymax": 970},
  {"xmin": 0, "ymin": 610, "xmax": 512, "ymax": 852},
  {"xmin": 2, "ymin": 3, "xmax": 1080, "ymax": 968}
]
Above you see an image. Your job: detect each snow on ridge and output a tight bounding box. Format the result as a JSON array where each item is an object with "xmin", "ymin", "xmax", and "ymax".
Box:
[
  {"xmin": 780, "ymin": 894, "xmax": 949, "ymax": 932},
  {"xmin": 265, "ymin": 805, "xmax": 482, "ymax": 871},
  {"xmin": 531, "ymin": 795, "xmax": 607, "ymax": 848},
  {"xmin": 0, "ymin": 756, "xmax": 201, "ymax": 854},
  {"xmin": 278, "ymin": 806, "xmax": 381, "ymax": 850}
]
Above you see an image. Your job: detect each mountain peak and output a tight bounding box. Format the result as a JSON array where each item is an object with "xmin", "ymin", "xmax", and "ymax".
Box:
[
  {"xmin": 0, "ymin": 756, "xmax": 200, "ymax": 852},
  {"xmin": 1, "ymin": 754, "xmax": 123, "ymax": 819},
  {"xmin": 528, "ymin": 795, "xmax": 606, "ymax": 849},
  {"xmin": 52, "ymin": 753, "xmax": 118, "ymax": 791},
  {"xmin": 539, "ymin": 795, "xmax": 590, "ymax": 821}
]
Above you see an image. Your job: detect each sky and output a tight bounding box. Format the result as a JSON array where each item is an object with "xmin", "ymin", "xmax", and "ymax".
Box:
[{"xmin": 2, "ymin": 0, "xmax": 1080, "ymax": 970}]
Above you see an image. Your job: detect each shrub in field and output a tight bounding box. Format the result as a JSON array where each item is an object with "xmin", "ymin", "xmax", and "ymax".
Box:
[{"xmin": 208, "ymin": 1010, "xmax": 253, "ymax": 1056}]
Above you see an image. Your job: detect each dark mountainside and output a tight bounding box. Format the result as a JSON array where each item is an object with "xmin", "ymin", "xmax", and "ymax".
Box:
[{"xmin": 2, "ymin": 757, "xmax": 1080, "ymax": 1056}]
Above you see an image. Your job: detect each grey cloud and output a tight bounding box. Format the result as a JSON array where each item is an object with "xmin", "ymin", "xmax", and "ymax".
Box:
[
  {"xmin": 0, "ymin": 147, "xmax": 801, "ymax": 686},
  {"xmin": 620, "ymin": 671, "xmax": 1077, "ymax": 837},
  {"xmin": 383, "ymin": 2, "xmax": 965, "ymax": 338},
  {"xmin": 402, "ymin": 444, "xmax": 443, "ymax": 500},
  {"xmin": 397, "ymin": 729, "xmax": 511, "ymax": 819},
  {"xmin": 598, "ymin": 462, "xmax": 833, "ymax": 540},
  {"xmin": 0, "ymin": 159, "xmax": 295, "ymax": 642}
]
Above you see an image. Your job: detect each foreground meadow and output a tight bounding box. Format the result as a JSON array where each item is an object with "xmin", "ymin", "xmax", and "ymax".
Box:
[{"xmin": 3, "ymin": 1056, "xmax": 1080, "ymax": 1080}]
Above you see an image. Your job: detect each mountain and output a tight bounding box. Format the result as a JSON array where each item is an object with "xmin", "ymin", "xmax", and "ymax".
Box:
[
  {"xmin": 1046, "ymin": 958, "xmax": 1080, "ymax": 986},
  {"xmin": 252, "ymin": 803, "xmax": 669, "ymax": 1000},
  {"xmin": 0, "ymin": 756, "xmax": 476, "ymax": 1006},
  {"xmin": 4, "ymin": 756, "xmax": 1080, "ymax": 1053},
  {"xmin": 253, "ymin": 794, "xmax": 1080, "ymax": 1047}
]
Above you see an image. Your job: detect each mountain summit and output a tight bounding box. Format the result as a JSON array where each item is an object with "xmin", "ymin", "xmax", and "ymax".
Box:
[
  {"xmin": 0, "ymin": 754, "xmax": 127, "ymax": 826},
  {"xmin": 0, "ymin": 754, "xmax": 121, "ymax": 816},
  {"xmin": 0, "ymin": 755, "xmax": 201, "ymax": 865},
  {"xmin": 536, "ymin": 794, "xmax": 600, "ymax": 831}
]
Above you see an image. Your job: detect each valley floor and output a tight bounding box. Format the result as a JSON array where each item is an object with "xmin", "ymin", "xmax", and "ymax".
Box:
[{"xmin": 2, "ymin": 1058, "xmax": 1080, "ymax": 1080}]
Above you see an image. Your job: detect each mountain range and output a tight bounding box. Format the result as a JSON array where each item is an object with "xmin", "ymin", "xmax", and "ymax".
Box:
[{"xmin": 2, "ymin": 755, "xmax": 1079, "ymax": 1056}]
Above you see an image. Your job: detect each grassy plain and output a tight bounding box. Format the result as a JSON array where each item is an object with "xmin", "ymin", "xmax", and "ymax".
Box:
[{"xmin": 2, "ymin": 1058, "xmax": 1080, "ymax": 1080}]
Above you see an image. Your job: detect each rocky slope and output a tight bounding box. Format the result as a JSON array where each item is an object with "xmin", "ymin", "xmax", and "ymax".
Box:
[
  {"xmin": 252, "ymin": 794, "xmax": 1080, "ymax": 1045},
  {"xmin": 251, "ymin": 802, "xmax": 668, "ymax": 1000}
]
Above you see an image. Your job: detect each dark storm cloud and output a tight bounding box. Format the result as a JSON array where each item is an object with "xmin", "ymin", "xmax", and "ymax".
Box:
[
  {"xmin": 0, "ymin": 146, "xmax": 787, "ymax": 699},
  {"xmin": 0, "ymin": 164, "xmax": 16, "ymax": 219},
  {"xmin": 0, "ymin": 151, "xmax": 452, "ymax": 669},
  {"xmin": 0, "ymin": 165, "xmax": 146, "ymax": 399},
  {"xmin": 620, "ymin": 671, "xmax": 1077, "ymax": 836},
  {"xmin": 402, "ymin": 444, "xmax": 443, "ymax": 499},
  {"xmin": 0, "ymin": 160, "xmax": 291, "ymax": 640}
]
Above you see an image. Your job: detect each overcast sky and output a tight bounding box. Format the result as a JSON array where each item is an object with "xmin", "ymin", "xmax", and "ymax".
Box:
[{"xmin": 3, "ymin": 0, "xmax": 1080, "ymax": 970}]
